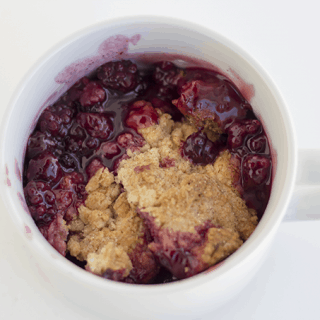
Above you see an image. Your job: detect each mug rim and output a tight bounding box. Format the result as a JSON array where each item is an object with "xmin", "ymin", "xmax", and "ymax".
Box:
[{"xmin": 0, "ymin": 15, "xmax": 297, "ymax": 294}]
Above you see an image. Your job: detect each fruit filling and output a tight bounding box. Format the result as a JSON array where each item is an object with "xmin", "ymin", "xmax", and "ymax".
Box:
[{"xmin": 23, "ymin": 59, "xmax": 272, "ymax": 284}]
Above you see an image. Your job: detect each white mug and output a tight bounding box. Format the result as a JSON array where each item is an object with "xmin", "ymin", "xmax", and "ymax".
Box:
[{"xmin": 0, "ymin": 16, "xmax": 301, "ymax": 319}]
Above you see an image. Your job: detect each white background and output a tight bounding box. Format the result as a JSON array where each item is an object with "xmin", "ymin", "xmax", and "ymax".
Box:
[{"xmin": 1, "ymin": 0, "xmax": 320, "ymax": 319}]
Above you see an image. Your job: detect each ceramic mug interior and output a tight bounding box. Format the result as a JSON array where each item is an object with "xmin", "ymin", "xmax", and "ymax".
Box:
[{"xmin": 0, "ymin": 16, "xmax": 296, "ymax": 319}]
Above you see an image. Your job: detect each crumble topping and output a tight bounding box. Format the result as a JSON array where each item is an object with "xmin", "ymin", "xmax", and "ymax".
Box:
[
  {"xmin": 117, "ymin": 114, "xmax": 257, "ymax": 239},
  {"xmin": 201, "ymin": 227, "xmax": 243, "ymax": 265},
  {"xmin": 67, "ymin": 113, "xmax": 258, "ymax": 277},
  {"xmin": 67, "ymin": 168, "xmax": 145, "ymax": 276},
  {"xmin": 87, "ymin": 242, "xmax": 132, "ymax": 277}
]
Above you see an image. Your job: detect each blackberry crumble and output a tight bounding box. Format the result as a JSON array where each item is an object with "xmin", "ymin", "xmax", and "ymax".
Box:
[{"xmin": 23, "ymin": 59, "xmax": 272, "ymax": 284}]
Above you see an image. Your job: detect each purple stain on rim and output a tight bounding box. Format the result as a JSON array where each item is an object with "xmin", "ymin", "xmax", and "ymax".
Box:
[
  {"xmin": 5, "ymin": 165, "xmax": 11, "ymax": 187},
  {"xmin": 229, "ymin": 69, "xmax": 255, "ymax": 102},
  {"xmin": 18, "ymin": 192, "xmax": 30, "ymax": 215},
  {"xmin": 35, "ymin": 263, "xmax": 53, "ymax": 286},
  {"xmin": 15, "ymin": 158, "xmax": 22, "ymax": 182},
  {"xmin": 25, "ymin": 225, "xmax": 32, "ymax": 240},
  {"xmin": 55, "ymin": 34, "xmax": 141, "ymax": 86}
]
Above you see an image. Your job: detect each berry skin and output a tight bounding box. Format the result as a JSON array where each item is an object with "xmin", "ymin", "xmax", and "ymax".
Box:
[
  {"xmin": 27, "ymin": 131, "xmax": 56, "ymax": 159},
  {"xmin": 38, "ymin": 104, "xmax": 75, "ymax": 137},
  {"xmin": 85, "ymin": 137, "xmax": 100, "ymax": 150},
  {"xmin": 247, "ymin": 134, "xmax": 267, "ymax": 153},
  {"xmin": 160, "ymin": 157, "xmax": 175, "ymax": 168},
  {"xmin": 86, "ymin": 158, "xmax": 105, "ymax": 180},
  {"xmin": 117, "ymin": 132, "xmax": 145, "ymax": 152},
  {"xmin": 125, "ymin": 101, "xmax": 158, "ymax": 131},
  {"xmin": 54, "ymin": 189, "xmax": 73, "ymax": 210},
  {"xmin": 141, "ymin": 213, "xmax": 215, "ymax": 280},
  {"xmin": 64, "ymin": 123, "xmax": 87, "ymax": 155},
  {"xmin": 24, "ymin": 181, "xmax": 57, "ymax": 225},
  {"xmin": 62, "ymin": 77, "xmax": 90, "ymax": 103},
  {"xmin": 24, "ymin": 181, "xmax": 55, "ymax": 206},
  {"xmin": 152, "ymin": 61, "xmax": 183, "ymax": 87},
  {"xmin": 147, "ymin": 61, "xmax": 183, "ymax": 121},
  {"xmin": 100, "ymin": 142, "xmax": 121, "ymax": 159},
  {"xmin": 76, "ymin": 113, "xmax": 113, "ymax": 140},
  {"xmin": 181, "ymin": 130, "xmax": 226, "ymax": 166},
  {"xmin": 79, "ymin": 81, "xmax": 106, "ymax": 107},
  {"xmin": 55, "ymin": 172, "xmax": 87, "ymax": 221},
  {"xmin": 58, "ymin": 171, "xmax": 85, "ymax": 189},
  {"xmin": 227, "ymin": 119, "xmax": 261, "ymax": 150},
  {"xmin": 59, "ymin": 153, "xmax": 81, "ymax": 171},
  {"xmin": 127, "ymin": 243, "xmax": 160, "ymax": 284},
  {"xmin": 26, "ymin": 151, "xmax": 63, "ymax": 184},
  {"xmin": 143, "ymin": 84, "xmax": 183, "ymax": 121},
  {"xmin": 69, "ymin": 122, "xmax": 87, "ymax": 140},
  {"xmin": 242, "ymin": 154, "xmax": 271, "ymax": 189},
  {"xmin": 97, "ymin": 60, "xmax": 140, "ymax": 93},
  {"xmin": 173, "ymin": 80, "xmax": 250, "ymax": 130}
]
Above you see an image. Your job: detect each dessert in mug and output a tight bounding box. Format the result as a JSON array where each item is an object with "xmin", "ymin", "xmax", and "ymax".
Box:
[{"xmin": 23, "ymin": 59, "xmax": 272, "ymax": 284}]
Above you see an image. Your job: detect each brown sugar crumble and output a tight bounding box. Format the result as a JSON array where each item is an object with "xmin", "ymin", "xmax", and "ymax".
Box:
[
  {"xmin": 67, "ymin": 112, "xmax": 258, "ymax": 280},
  {"xmin": 67, "ymin": 168, "xmax": 157, "ymax": 281},
  {"xmin": 118, "ymin": 113, "xmax": 257, "ymax": 238}
]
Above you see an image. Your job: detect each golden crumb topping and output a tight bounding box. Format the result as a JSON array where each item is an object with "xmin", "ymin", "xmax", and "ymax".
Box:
[
  {"xmin": 67, "ymin": 113, "xmax": 258, "ymax": 277},
  {"xmin": 201, "ymin": 228, "xmax": 243, "ymax": 265},
  {"xmin": 87, "ymin": 242, "xmax": 132, "ymax": 277},
  {"xmin": 67, "ymin": 168, "xmax": 145, "ymax": 276},
  {"xmin": 117, "ymin": 114, "xmax": 257, "ymax": 239}
]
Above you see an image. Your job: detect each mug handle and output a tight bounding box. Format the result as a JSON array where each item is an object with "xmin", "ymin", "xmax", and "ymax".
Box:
[{"xmin": 284, "ymin": 149, "xmax": 320, "ymax": 221}]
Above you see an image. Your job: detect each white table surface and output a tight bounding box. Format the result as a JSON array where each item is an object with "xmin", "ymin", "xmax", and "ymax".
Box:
[{"xmin": 1, "ymin": 1, "xmax": 320, "ymax": 319}]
